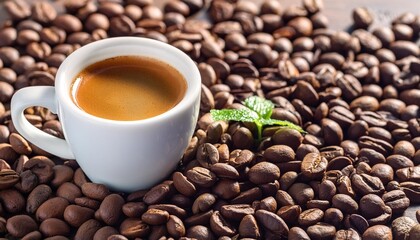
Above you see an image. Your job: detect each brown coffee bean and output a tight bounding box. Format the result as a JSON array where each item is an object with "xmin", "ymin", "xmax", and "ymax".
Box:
[
  {"xmin": 238, "ymin": 214, "xmax": 260, "ymax": 238},
  {"xmin": 289, "ymin": 226, "xmax": 310, "ymax": 240},
  {"xmin": 120, "ymin": 202, "xmax": 146, "ymax": 218},
  {"xmin": 307, "ymin": 223, "xmax": 336, "ymax": 240},
  {"xmin": 36, "ymin": 197, "xmax": 69, "ymax": 221},
  {"xmin": 81, "ymin": 182, "xmax": 110, "ymax": 201},
  {"xmin": 39, "ymin": 218, "xmax": 70, "ymax": 237},
  {"xmin": 26, "ymin": 184, "xmax": 52, "ymax": 214},
  {"xmin": 264, "ymin": 145, "xmax": 295, "ymax": 163},
  {"xmin": 186, "ymin": 166, "xmax": 217, "ymax": 188},
  {"xmin": 220, "ymin": 204, "xmax": 254, "ymax": 221},
  {"xmin": 0, "ymin": 169, "xmax": 19, "ymax": 190},
  {"xmin": 141, "ymin": 208, "xmax": 169, "ymax": 225},
  {"xmin": 110, "ymin": 16, "xmax": 136, "ymax": 36},
  {"xmin": 186, "ymin": 225, "xmax": 215, "ymax": 239},
  {"xmin": 173, "ymin": 171, "xmax": 196, "ymax": 197},
  {"xmin": 209, "ymin": 210, "xmax": 236, "ymax": 237},
  {"xmin": 322, "ymin": 118, "xmax": 344, "ymax": 145},
  {"xmin": 119, "ymin": 218, "xmax": 150, "ymax": 238},
  {"xmin": 51, "ymin": 165, "xmax": 73, "ymax": 188},
  {"xmin": 53, "ymin": 14, "xmax": 83, "ymax": 33},
  {"xmin": 74, "ymin": 197, "xmax": 100, "ymax": 210},
  {"xmin": 9, "ymin": 133, "xmax": 31, "ymax": 155},
  {"xmin": 4, "ymin": 0, "xmax": 31, "ymax": 21},
  {"xmin": 391, "ymin": 216, "xmax": 416, "ymax": 240},
  {"xmin": 288, "ymin": 183, "xmax": 314, "ymax": 205},
  {"xmin": 23, "ymin": 156, "xmax": 54, "ymax": 184},
  {"xmin": 56, "ymin": 182, "xmax": 82, "ymax": 203},
  {"xmin": 74, "ymin": 219, "xmax": 102, "ymax": 240},
  {"xmin": 143, "ymin": 182, "xmax": 174, "ymax": 205},
  {"xmin": 332, "ymin": 194, "xmax": 358, "ymax": 214},
  {"xmin": 93, "ymin": 226, "xmax": 119, "ymax": 240},
  {"xmin": 63, "ymin": 204, "xmax": 95, "ymax": 227},
  {"xmin": 32, "ymin": 1, "xmax": 57, "ymax": 24},
  {"xmin": 166, "ymin": 215, "xmax": 185, "ymax": 238},
  {"xmin": 212, "ymin": 179, "xmax": 240, "ymax": 200},
  {"xmin": 0, "ymin": 28, "xmax": 17, "ymax": 47},
  {"xmin": 248, "ymin": 162, "xmax": 280, "ymax": 185},
  {"xmin": 99, "ymin": 194, "xmax": 125, "ymax": 225},
  {"xmin": 255, "ymin": 209, "xmax": 289, "ymax": 237},
  {"xmin": 362, "ymin": 225, "xmax": 392, "ymax": 240},
  {"xmin": 301, "ymin": 153, "xmax": 328, "ymax": 179},
  {"xmin": 298, "ymin": 208, "xmax": 324, "ymax": 226},
  {"xmin": 352, "ymin": 7, "xmax": 373, "ymax": 29},
  {"xmin": 6, "ymin": 215, "xmax": 37, "ymax": 238}
]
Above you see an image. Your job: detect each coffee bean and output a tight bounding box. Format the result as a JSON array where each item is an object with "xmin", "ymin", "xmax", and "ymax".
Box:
[
  {"xmin": 209, "ymin": 210, "xmax": 236, "ymax": 237},
  {"xmin": 255, "ymin": 209, "xmax": 289, "ymax": 237},
  {"xmin": 288, "ymin": 183, "xmax": 314, "ymax": 205},
  {"xmin": 36, "ymin": 197, "xmax": 69, "ymax": 221},
  {"xmin": 99, "ymin": 194, "xmax": 125, "ymax": 225},
  {"xmin": 332, "ymin": 194, "xmax": 358, "ymax": 214},
  {"xmin": 239, "ymin": 214, "xmax": 260, "ymax": 238},
  {"xmin": 301, "ymin": 152, "xmax": 328, "ymax": 179},
  {"xmin": 93, "ymin": 226, "xmax": 119, "ymax": 240},
  {"xmin": 352, "ymin": 7, "xmax": 373, "ymax": 29},
  {"xmin": 298, "ymin": 208, "xmax": 324, "ymax": 226},
  {"xmin": 307, "ymin": 223, "xmax": 336, "ymax": 240},
  {"xmin": 362, "ymin": 225, "xmax": 392, "ymax": 240},
  {"xmin": 409, "ymin": 224, "xmax": 420, "ymax": 240},
  {"xmin": 32, "ymin": 1, "xmax": 57, "ymax": 24},
  {"xmin": 6, "ymin": 215, "xmax": 37, "ymax": 238},
  {"xmin": 289, "ymin": 226, "xmax": 310, "ymax": 240},
  {"xmin": 74, "ymin": 219, "xmax": 102, "ymax": 240},
  {"xmin": 212, "ymin": 179, "xmax": 240, "ymax": 200},
  {"xmin": 56, "ymin": 182, "xmax": 82, "ymax": 203},
  {"xmin": 248, "ymin": 162, "xmax": 280, "ymax": 185},
  {"xmin": 26, "ymin": 184, "xmax": 52, "ymax": 214},
  {"xmin": 81, "ymin": 183, "xmax": 110, "ymax": 201},
  {"xmin": 63, "ymin": 204, "xmax": 95, "ymax": 227}
]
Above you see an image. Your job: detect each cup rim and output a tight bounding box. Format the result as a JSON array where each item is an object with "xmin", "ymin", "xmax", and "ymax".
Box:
[{"xmin": 55, "ymin": 37, "xmax": 201, "ymax": 126}]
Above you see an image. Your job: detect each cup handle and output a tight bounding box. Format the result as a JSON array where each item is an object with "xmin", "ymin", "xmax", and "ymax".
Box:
[{"xmin": 11, "ymin": 86, "xmax": 75, "ymax": 159}]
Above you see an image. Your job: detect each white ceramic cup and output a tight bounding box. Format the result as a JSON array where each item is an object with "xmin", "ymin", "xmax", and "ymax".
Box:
[{"xmin": 11, "ymin": 37, "xmax": 201, "ymax": 192}]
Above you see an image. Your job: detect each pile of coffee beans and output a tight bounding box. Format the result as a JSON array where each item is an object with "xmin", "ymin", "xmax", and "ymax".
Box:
[{"xmin": 0, "ymin": 0, "xmax": 419, "ymax": 239}]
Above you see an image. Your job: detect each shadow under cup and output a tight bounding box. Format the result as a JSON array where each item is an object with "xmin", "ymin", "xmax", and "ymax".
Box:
[{"xmin": 55, "ymin": 37, "xmax": 201, "ymax": 192}]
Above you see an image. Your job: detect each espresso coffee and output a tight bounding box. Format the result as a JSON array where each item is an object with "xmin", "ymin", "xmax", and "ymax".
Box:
[{"xmin": 70, "ymin": 56, "xmax": 187, "ymax": 121}]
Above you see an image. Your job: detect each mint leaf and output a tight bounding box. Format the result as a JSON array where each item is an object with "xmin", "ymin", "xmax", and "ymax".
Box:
[
  {"xmin": 260, "ymin": 118, "xmax": 306, "ymax": 133},
  {"xmin": 243, "ymin": 96, "xmax": 274, "ymax": 119},
  {"xmin": 210, "ymin": 96, "xmax": 305, "ymax": 141},
  {"xmin": 210, "ymin": 108, "xmax": 259, "ymax": 122}
]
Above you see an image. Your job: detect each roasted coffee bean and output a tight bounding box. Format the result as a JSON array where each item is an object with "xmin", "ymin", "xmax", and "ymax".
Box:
[
  {"xmin": 239, "ymin": 214, "xmax": 260, "ymax": 238},
  {"xmin": 332, "ymin": 194, "xmax": 358, "ymax": 214},
  {"xmin": 39, "ymin": 218, "xmax": 70, "ymax": 237},
  {"xmin": 212, "ymin": 179, "xmax": 240, "ymax": 199},
  {"xmin": 63, "ymin": 204, "xmax": 95, "ymax": 227},
  {"xmin": 307, "ymin": 223, "xmax": 336, "ymax": 240},
  {"xmin": 352, "ymin": 7, "xmax": 373, "ymax": 29},
  {"xmin": 362, "ymin": 225, "xmax": 392, "ymax": 240},
  {"xmin": 248, "ymin": 162, "xmax": 280, "ymax": 185},
  {"xmin": 6, "ymin": 215, "xmax": 38, "ymax": 238},
  {"xmin": 289, "ymin": 226, "xmax": 310, "ymax": 240},
  {"xmin": 56, "ymin": 182, "xmax": 82, "ymax": 203},
  {"xmin": 74, "ymin": 219, "xmax": 102, "ymax": 240},
  {"xmin": 81, "ymin": 183, "xmax": 110, "ymax": 201},
  {"xmin": 298, "ymin": 208, "xmax": 324, "ymax": 226},
  {"xmin": 99, "ymin": 194, "xmax": 125, "ymax": 225},
  {"xmin": 288, "ymin": 183, "xmax": 314, "ymax": 205},
  {"xmin": 209, "ymin": 210, "xmax": 236, "ymax": 237},
  {"xmin": 392, "ymin": 216, "xmax": 416, "ymax": 240},
  {"xmin": 301, "ymin": 152, "xmax": 328, "ymax": 179},
  {"xmin": 255, "ymin": 209, "xmax": 289, "ymax": 237},
  {"xmin": 36, "ymin": 197, "xmax": 69, "ymax": 221}
]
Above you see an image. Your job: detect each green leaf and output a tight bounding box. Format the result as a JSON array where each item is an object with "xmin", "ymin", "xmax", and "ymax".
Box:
[
  {"xmin": 210, "ymin": 108, "xmax": 259, "ymax": 123},
  {"xmin": 260, "ymin": 118, "xmax": 306, "ymax": 133},
  {"xmin": 243, "ymin": 96, "xmax": 274, "ymax": 119}
]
